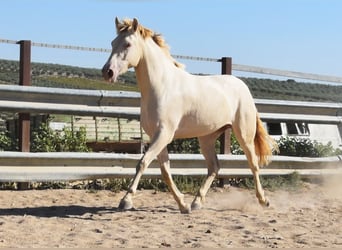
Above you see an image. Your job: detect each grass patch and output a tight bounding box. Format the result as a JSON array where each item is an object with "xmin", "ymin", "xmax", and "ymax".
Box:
[{"xmin": 35, "ymin": 76, "xmax": 139, "ymax": 92}]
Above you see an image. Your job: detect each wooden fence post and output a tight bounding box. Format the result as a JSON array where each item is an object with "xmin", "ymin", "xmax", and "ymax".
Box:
[
  {"xmin": 18, "ymin": 40, "xmax": 31, "ymax": 189},
  {"xmin": 219, "ymin": 57, "xmax": 232, "ymax": 155},
  {"xmin": 218, "ymin": 57, "xmax": 232, "ymax": 187}
]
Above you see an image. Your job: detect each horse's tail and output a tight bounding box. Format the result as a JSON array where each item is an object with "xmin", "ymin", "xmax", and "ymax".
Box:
[{"xmin": 254, "ymin": 114, "xmax": 279, "ymax": 167}]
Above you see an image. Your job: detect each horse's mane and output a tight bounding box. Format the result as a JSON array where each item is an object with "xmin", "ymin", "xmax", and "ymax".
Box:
[{"xmin": 117, "ymin": 19, "xmax": 184, "ymax": 69}]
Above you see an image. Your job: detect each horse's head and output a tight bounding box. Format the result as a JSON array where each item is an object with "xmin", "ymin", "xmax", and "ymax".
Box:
[
  {"xmin": 102, "ymin": 17, "xmax": 184, "ymax": 82},
  {"xmin": 102, "ymin": 17, "xmax": 144, "ymax": 82}
]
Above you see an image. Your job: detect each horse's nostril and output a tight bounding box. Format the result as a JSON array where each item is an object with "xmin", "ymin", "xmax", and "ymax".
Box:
[{"xmin": 108, "ymin": 69, "xmax": 114, "ymax": 78}]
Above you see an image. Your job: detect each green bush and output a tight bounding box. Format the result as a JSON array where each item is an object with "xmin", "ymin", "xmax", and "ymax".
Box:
[
  {"xmin": 167, "ymin": 137, "xmax": 221, "ymax": 154},
  {"xmin": 313, "ymin": 140, "xmax": 342, "ymax": 157},
  {"xmin": 0, "ymin": 131, "xmax": 18, "ymax": 151},
  {"xmin": 31, "ymin": 121, "xmax": 90, "ymax": 152},
  {"xmin": 277, "ymin": 137, "xmax": 319, "ymax": 157},
  {"xmin": 230, "ymin": 133, "xmax": 244, "ymax": 155},
  {"xmin": 277, "ymin": 136, "xmax": 341, "ymax": 157},
  {"xmin": 167, "ymin": 138, "xmax": 201, "ymax": 154}
]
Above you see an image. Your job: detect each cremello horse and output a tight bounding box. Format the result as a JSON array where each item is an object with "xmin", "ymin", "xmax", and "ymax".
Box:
[{"xmin": 102, "ymin": 18, "xmax": 277, "ymax": 213}]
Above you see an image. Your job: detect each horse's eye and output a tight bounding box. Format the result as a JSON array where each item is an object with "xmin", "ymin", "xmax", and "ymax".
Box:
[{"xmin": 125, "ymin": 43, "xmax": 131, "ymax": 49}]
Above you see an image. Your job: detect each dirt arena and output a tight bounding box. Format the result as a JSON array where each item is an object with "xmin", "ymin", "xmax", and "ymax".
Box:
[{"xmin": 0, "ymin": 179, "xmax": 341, "ymax": 248}]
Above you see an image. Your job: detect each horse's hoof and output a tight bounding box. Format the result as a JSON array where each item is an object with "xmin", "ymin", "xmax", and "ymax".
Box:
[
  {"xmin": 180, "ymin": 204, "xmax": 191, "ymax": 214},
  {"xmin": 118, "ymin": 198, "xmax": 133, "ymax": 210},
  {"xmin": 265, "ymin": 198, "xmax": 270, "ymax": 207},
  {"xmin": 259, "ymin": 197, "xmax": 270, "ymax": 207},
  {"xmin": 191, "ymin": 201, "xmax": 202, "ymax": 211}
]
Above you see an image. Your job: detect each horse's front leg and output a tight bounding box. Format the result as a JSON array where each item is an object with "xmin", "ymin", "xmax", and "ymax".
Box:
[
  {"xmin": 118, "ymin": 128, "xmax": 173, "ymax": 210},
  {"xmin": 117, "ymin": 154, "xmax": 146, "ymax": 210},
  {"xmin": 158, "ymin": 148, "xmax": 191, "ymax": 214}
]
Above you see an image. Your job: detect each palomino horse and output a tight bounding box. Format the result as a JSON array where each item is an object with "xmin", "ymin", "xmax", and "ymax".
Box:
[{"xmin": 102, "ymin": 18, "xmax": 278, "ymax": 213}]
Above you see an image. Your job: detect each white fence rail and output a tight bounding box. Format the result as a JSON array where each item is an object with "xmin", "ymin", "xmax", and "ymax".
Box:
[
  {"xmin": 232, "ymin": 64, "xmax": 342, "ymax": 84},
  {"xmin": 0, "ymin": 84, "xmax": 341, "ymax": 181},
  {"xmin": 0, "ymin": 152, "xmax": 341, "ymax": 182},
  {"xmin": 0, "ymin": 84, "xmax": 341, "ymax": 124}
]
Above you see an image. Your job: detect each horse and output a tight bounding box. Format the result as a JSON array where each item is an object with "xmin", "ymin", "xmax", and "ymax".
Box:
[{"xmin": 102, "ymin": 17, "xmax": 278, "ymax": 213}]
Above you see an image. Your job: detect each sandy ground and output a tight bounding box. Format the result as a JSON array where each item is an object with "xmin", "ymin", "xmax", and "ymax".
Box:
[{"xmin": 0, "ymin": 179, "xmax": 341, "ymax": 248}]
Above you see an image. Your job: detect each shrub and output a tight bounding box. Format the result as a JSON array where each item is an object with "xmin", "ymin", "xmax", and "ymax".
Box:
[
  {"xmin": 167, "ymin": 137, "xmax": 221, "ymax": 154},
  {"xmin": 277, "ymin": 136, "xmax": 319, "ymax": 157},
  {"xmin": 276, "ymin": 136, "xmax": 341, "ymax": 157},
  {"xmin": 167, "ymin": 138, "xmax": 200, "ymax": 154},
  {"xmin": 31, "ymin": 121, "xmax": 90, "ymax": 152},
  {"xmin": 230, "ymin": 133, "xmax": 244, "ymax": 155},
  {"xmin": 0, "ymin": 131, "xmax": 18, "ymax": 151},
  {"xmin": 313, "ymin": 140, "xmax": 342, "ymax": 157}
]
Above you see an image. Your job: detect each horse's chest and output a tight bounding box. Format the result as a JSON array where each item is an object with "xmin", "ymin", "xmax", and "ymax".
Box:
[{"xmin": 140, "ymin": 103, "xmax": 161, "ymax": 136}]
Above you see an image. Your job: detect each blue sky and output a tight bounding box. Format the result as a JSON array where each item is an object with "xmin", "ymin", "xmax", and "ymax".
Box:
[{"xmin": 1, "ymin": 0, "xmax": 341, "ymax": 79}]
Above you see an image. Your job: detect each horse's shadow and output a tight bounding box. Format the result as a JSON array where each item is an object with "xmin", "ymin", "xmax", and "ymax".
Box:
[
  {"xmin": 0, "ymin": 205, "xmax": 178, "ymax": 219},
  {"xmin": 0, "ymin": 205, "xmax": 123, "ymax": 220}
]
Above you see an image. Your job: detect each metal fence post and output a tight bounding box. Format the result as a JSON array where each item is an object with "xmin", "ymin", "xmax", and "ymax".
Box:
[
  {"xmin": 219, "ymin": 57, "xmax": 232, "ymax": 155},
  {"xmin": 18, "ymin": 40, "xmax": 31, "ymax": 189}
]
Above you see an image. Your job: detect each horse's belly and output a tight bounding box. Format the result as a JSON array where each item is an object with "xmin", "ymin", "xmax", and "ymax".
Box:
[{"xmin": 174, "ymin": 112, "xmax": 231, "ymax": 139}]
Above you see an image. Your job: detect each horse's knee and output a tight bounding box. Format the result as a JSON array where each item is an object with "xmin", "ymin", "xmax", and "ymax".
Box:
[{"xmin": 250, "ymin": 164, "xmax": 260, "ymax": 173}]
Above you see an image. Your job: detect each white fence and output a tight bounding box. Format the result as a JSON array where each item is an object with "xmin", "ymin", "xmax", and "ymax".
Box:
[
  {"xmin": 0, "ymin": 84, "xmax": 341, "ymax": 182},
  {"xmin": 0, "ymin": 152, "xmax": 341, "ymax": 182},
  {"xmin": 0, "ymin": 84, "xmax": 341, "ymax": 123}
]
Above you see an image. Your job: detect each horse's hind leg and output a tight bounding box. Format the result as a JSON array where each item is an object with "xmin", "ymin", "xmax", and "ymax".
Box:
[
  {"xmin": 158, "ymin": 148, "xmax": 190, "ymax": 213},
  {"xmin": 191, "ymin": 133, "xmax": 221, "ymax": 210},
  {"xmin": 233, "ymin": 122, "xmax": 269, "ymax": 206}
]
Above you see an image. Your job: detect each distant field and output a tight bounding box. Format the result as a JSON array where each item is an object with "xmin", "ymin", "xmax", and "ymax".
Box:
[{"xmin": 1, "ymin": 58, "xmax": 341, "ymax": 102}]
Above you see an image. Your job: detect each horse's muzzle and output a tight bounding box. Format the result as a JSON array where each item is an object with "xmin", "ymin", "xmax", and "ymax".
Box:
[
  {"xmin": 102, "ymin": 65, "xmax": 114, "ymax": 82},
  {"xmin": 107, "ymin": 69, "xmax": 114, "ymax": 79}
]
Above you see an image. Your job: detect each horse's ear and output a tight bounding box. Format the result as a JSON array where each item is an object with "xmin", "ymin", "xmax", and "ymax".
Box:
[
  {"xmin": 115, "ymin": 17, "xmax": 121, "ymax": 33},
  {"xmin": 132, "ymin": 18, "xmax": 139, "ymax": 32}
]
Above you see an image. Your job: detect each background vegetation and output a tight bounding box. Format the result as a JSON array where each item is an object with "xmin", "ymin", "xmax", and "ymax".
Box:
[{"xmin": 30, "ymin": 120, "xmax": 90, "ymax": 152}]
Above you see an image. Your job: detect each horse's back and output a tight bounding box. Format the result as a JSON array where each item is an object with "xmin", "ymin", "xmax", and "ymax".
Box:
[
  {"xmin": 170, "ymin": 73, "xmax": 256, "ymax": 138},
  {"xmin": 190, "ymin": 74, "xmax": 256, "ymax": 110}
]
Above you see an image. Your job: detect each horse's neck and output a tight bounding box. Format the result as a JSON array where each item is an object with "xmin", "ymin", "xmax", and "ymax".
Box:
[{"xmin": 134, "ymin": 40, "xmax": 176, "ymax": 99}]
